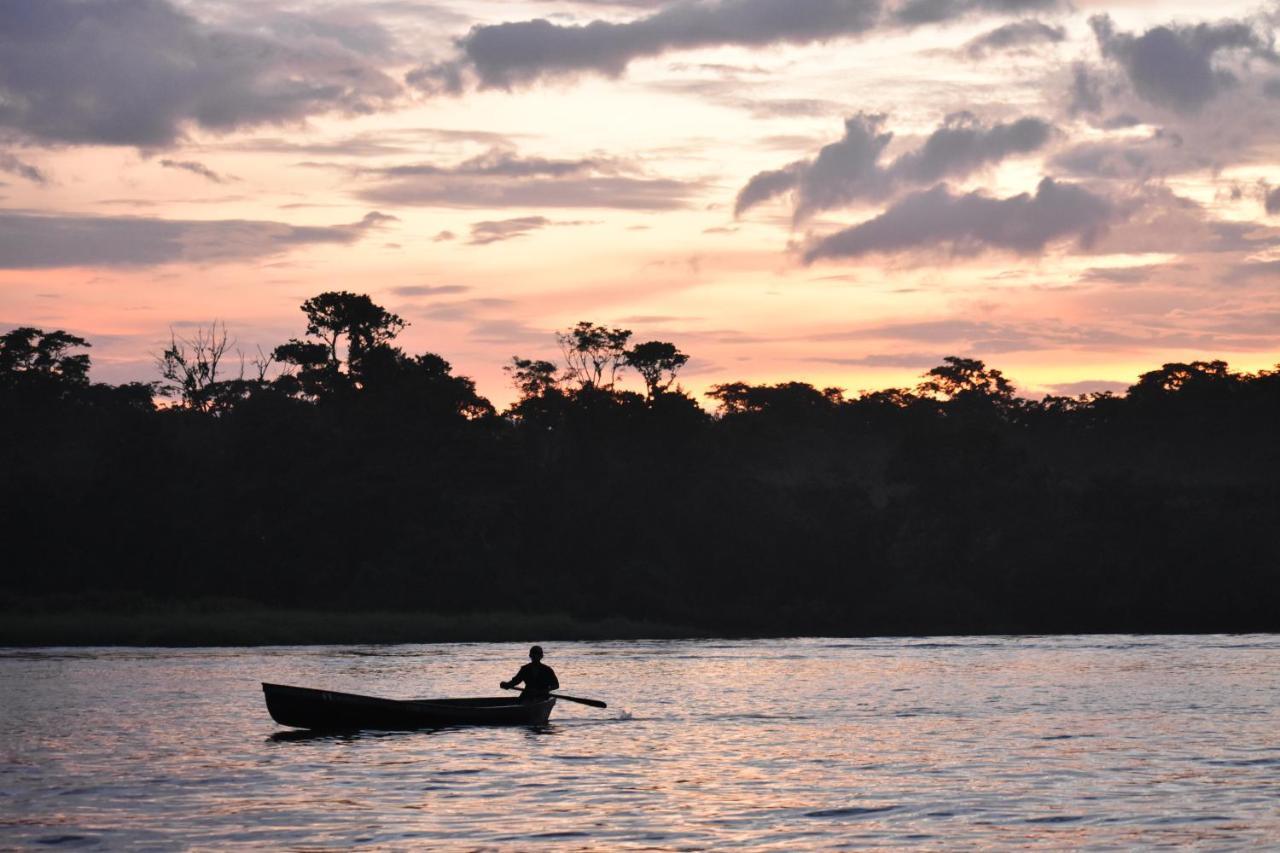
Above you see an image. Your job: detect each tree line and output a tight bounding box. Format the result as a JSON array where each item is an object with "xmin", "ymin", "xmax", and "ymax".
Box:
[{"xmin": 3, "ymin": 291, "xmax": 1278, "ymax": 637}]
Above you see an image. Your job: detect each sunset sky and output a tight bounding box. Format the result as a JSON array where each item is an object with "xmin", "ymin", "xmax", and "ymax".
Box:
[{"xmin": 2, "ymin": 0, "xmax": 1278, "ymax": 407}]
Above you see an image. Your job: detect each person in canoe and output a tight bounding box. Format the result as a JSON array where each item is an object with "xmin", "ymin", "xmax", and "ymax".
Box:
[{"xmin": 501, "ymin": 645, "xmax": 559, "ymax": 700}]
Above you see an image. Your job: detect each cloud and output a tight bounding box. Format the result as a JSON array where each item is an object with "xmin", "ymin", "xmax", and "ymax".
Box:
[
  {"xmin": 466, "ymin": 216, "xmax": 596, "ymax": 244},
  {"xmin": 421, "ymin": 298, "xmax": 517, "ymax": 322},
  {"xmin": 159, "ymin": 159, "xmax": 229, "ymax": 184},
  {"xmin": 391, "ymin": 285, "xmax": 470, "ymax": 297},
  {"xmin": 736, "ymin": 112, "xmax": 1053, "ymax": 220},
  {"xmin": 0, "ymin": 151, "xmax": 46, "ymax": 183},
  {"xmin": 1066, "ymin": 63, "xmax": 1105, "ymax": 116},
  {"xmin": 468, "ymin": 216, "xmax": 552, "ymax": 245},
  {"xmin": 0, "ymin": 210, "xmax": 388, "ymax": 268},
  {"xmin": 802, "ymin": 178, "xmax": 1113, "ymax": 262},
  {"xmin": 891, "ymin": 0, "xmax": 1058, "ymax": 27},
  {"xmin": 1078, "ymin": 265, "xmax": 1163, "ymax": 284},
  {"xmin": 224, "ymin": 128, "xmax": 518, "ymax": 157},
  {"xmin": 0, "ymin": 0, "xmax": 400, "ymax": 147},
  {"xmin": 809, "ymin": 352, "xmax": 943, "ymax": 367},
  {"xmin": 360, "ymin": 148, "xmax": 702, "ymax": 210},
  {"xmin": 1090, "ymin": 13, "xmax": 1277, "ymax": 114},
  {"xmin": 1267, "ymin": 185, "xmax": 1280, "ymax": 215},
  {"xmin": 1047, "ymin": 379, "xmax": 1130, "ymax": 396},
  {"xmin": 409, "ymin": 0, "xmax": 1066, "ymax": 92},
  {"xmin": 1048, "ymin": 130, "xmax": 1212, "ymax": 180},
  {"xmin": 961, "ymin": 19, "xmax": 1064, "ymax": 59}
]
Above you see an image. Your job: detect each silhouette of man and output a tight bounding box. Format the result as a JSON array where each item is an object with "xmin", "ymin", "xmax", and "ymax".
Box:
[{"xmin": 501, "ymin": 645, "xmax": 559, "ymax": 700}]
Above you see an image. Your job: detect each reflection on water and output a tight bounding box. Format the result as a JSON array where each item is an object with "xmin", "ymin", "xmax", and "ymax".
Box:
[{"xmin": 2, "ymin": 636, "xmax": 1279, "ymax": 848}]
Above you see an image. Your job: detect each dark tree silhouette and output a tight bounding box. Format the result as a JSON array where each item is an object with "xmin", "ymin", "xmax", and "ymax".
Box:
[
  {"xmin": 299, "ymin": 291, "xmax": 406, "ymax": 376},
  {"xmin": 505, "ymin": 357, "xmax": 560, "ymax": 399},
  {"xmin": 155, "ymin": 322, "xmax": 236, "ymax": 412},
  {"xmin": 625, "ymin": 341, "xmax": 689, "ymax": 399},
  {"xmin": 917, "ymin": 356, "xmax": 1015, "ymax": 403},
  {"xmin": 4, "ymin": 303, "xmax": 1279, "ymax": 642},
  {"xmin": 557, "ymin": 322, "xmax": 631, "ymax": 390},
  {"xmin": 0, "ymin": 327, "xmax": 91, "ymax": 394}
]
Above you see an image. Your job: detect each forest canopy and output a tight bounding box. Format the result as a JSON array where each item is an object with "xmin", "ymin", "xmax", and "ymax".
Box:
[{"xmin": 3, "ymin": 292, "xmax": 1278, "ymax": 640}]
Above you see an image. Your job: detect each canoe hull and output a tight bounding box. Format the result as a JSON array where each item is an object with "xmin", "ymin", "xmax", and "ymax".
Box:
[{"xmin": 262, "ymin": 682, "xmax": 556, "ymax": 730}]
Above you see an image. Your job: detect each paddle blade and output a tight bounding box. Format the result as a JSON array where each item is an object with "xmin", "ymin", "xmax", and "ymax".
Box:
[{"xmin": 557, "ymin": 694, "xmax": 607, "ymax": 709}]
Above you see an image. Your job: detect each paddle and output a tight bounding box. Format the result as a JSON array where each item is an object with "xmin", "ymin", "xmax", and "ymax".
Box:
[{"xmin": 503, "ymin": 685, "xmax": 607, "ymax": 709}]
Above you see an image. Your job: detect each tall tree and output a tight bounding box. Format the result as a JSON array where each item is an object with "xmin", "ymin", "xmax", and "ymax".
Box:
[
  {"xmin": 0, "ymin": 327, "xmax": 98, "ymax": 409},
  {"xmin": 917, "ymin": 357, "xmax": 1016, "ymax": 406},
  {"xmin": 299, "ymin": 291, "xmax": 406, "ymax": 374},
  {"xmin": 557, "ymin": 322, "xmax": 631, "ymax": 390},
  {"xmin": 505, "ymin": 357, "xmax": 560, "ymax": 400},
  {"xmin": 0, "ymin": 327, "xmax": 91, "ymax": 390},
  {"xmin": 155, "ymin": 322, "xmax": 234, "ymax": 412},
  {"xmin": 624, "ymin": 341, "xmax": 689, "ymax": 400}
]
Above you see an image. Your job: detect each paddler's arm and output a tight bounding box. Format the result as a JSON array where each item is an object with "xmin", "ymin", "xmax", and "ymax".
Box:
[{"xmin": 500, "ymin": 664, "xmax": 529, "ymax": 690}]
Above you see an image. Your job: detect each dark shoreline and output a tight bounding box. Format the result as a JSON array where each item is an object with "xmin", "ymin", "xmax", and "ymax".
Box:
[
  {"xmin": 3, "ymin": 604, "xmax": 1274, "ymax": 647},
  {"xmin": 0, "ymin": 606, "xmax": 703, "ymax": 647}
]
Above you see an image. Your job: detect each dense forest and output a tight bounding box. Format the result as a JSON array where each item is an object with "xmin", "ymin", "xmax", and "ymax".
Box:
[{"xmin": 3, "ymin": 291, "xmax": 1278, "ymax": 642}]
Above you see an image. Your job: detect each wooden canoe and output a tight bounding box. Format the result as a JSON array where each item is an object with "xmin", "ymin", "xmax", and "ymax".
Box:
[{"xmin": 262, "ymin": 682, "xmax": 556, "ymax": 730}]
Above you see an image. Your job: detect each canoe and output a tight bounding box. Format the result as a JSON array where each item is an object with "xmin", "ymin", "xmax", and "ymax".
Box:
[{"xmin": 262, "ymin": 682, "xmax": 556, "ymax": 730}]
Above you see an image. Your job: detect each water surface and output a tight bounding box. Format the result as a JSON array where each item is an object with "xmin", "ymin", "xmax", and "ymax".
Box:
[{"xmin": 3, "ymin": 636, "xmax": 1278, "ymax": 848}]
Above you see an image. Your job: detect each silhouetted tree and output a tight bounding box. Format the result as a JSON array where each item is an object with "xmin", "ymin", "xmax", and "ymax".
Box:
[
  {"xmin": 0, "ymin": 327, "xmax": 91, "ymax": 395},
  {"xmin": 707, "ymin": 381, "xmax": 840, "ymax": 418},
  {"xmin": 625, "ymin": 341, "xmax": 689, "ymax": 400},
  {"xmin": 155, "ymin": 322, "xmax": 236, "ymax": 412},
  {"xmin": 505, "ymin": 357, "xmax": 560, "ymax": 399},
  {"xmin": 557, "ymin": 322, "xmax": 631, "ymax": 390},
  {"xmin": 299, "ymin": 291, "xmax": 406, "ymax": 378},
  {"xmin": 918, "ymin": 356, "xmax": 1015, "ymax": 402},
  {"xmin": 1128, "ymin": 360, "xmax": 1236, "ymax": 402}
]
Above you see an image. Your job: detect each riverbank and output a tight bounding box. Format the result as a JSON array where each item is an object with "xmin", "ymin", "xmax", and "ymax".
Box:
[{"xmin": 0, "ymin": 603, "xmax": 701, "ymax": 647}]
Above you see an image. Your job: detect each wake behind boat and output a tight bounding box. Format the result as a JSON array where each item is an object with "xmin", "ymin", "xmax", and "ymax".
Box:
[{"xmin": 262, "ymin": 682, "xmax": 556, "ymax": 730}]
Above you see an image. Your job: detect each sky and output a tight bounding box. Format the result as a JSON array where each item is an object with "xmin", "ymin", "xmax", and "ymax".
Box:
[{"xmin": 1, "ymin": 0, "xmax": 1278, "ymax": 407}]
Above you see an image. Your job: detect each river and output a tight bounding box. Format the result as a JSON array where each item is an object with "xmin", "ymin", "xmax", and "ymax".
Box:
[{"xmin": 3, "ymin": 635, "xmax": 1278, "ymax": 848}]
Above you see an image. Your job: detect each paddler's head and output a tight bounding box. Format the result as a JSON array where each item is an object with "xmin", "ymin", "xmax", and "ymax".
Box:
[{"xmin": 529, "ymin": 645, "xmax": 544, "ymax": 661}]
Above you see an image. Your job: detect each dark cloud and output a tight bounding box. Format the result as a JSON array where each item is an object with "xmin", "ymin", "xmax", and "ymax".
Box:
[
  {"xmin": 892, "ymin": 0, "xmax": 1057, "ymax": 27},
  {"xmin": 159, "ymin": 159, "xmax": 228, "ymax": 183},
  {"xmin": 1090, "ymin": 14, "xmax": 1277, "ymax": 114},
  {"xmin": 0, "ymin": 0, "xmax": 400, "ymax": 147},
  {"xmin": 1050, "ymin": 141, "xmax": 1153, "ymax": 180},
  {"xmin": 468, "ymin": 216, "xmax": 551, "ymax": 244},
  {"xmin": 409, "ymin": 0, "xmax": 1067, "ymax": 92},
  {"xmin": 391, "ymin": 285, "xmax": 470, "ymax": 297},
  {"xmin": 1266, "ymin": 185, "xmax": 1280, "ymax": 215},
  {"xmin": 0, "ymin": 151, "xmax": 46, "ymax": 183},
  {"xmin": 1265, "ymin": 79, "xmax": 1280, "ymax": 98},
  {"xmin": 360, "ymin": 149, "xmax": 701, "ymax": 210},
  {"xmin": 467, "ymin": 216, "xmax": 595, "ymax": 244},
  {"xmin": 1066, "ymin": 63, "xmax": 1105, "ymax": 116},
  {"xmin": 736, "ymin": 112, "xmax": 1053, "ymax": 219},
  {"xmin": 435, "ymin": 0, "xmax": 883, "ymax": 90},
  {"xmin": 1048, "ymin": 130, "xmax": 1208, "ymax": 180},
  {"xmin": 809, "ymin": 352, "xmax": 943, "ymax": 367},
  {"xmin": 961, "ymin": 19, "xmax": 1064, "ymax": 58},
  {"xmin": 803, "ymin": 178, "xmax": 1113, "ymax": 262},
  {"xmin": 434, "ymin": 230, "xmax": 457, "ymax": 241},
  {"xmin": 421, "ymin": 298, "xmax": 517, "ymax": 322},
  {"xmin": 811, "ymin": 316, "xmax": 1270, "ymax": 354},
  {"xmin": 1047, "ymin": 379, "xmax": 1129, "ymax": 396},
  {"xmin": 224, "ymin": 128, "xmax": 518, "ymax": 158},
  {"xmin": 1089, "ymin": 185, "xmax": 1276, "ymax": 256},
  {"xmin": 1078, "ymin": 265, "xmax": 1162, "ymax": 284},
  {"xmin": 735, "ymin": 164, "xmax": 804, "ymax": 216},
  {"xmin": 0, "ymin": 210, "xmax": 388, "ymax": 269}
]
